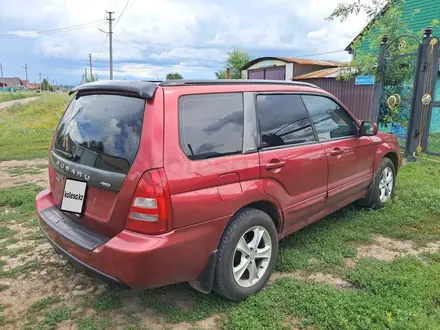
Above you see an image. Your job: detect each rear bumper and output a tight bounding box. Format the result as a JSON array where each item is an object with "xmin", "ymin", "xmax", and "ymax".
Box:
[
  {"xmin": 36, "ymin": 189, "xmax": 229, "ymax": 289},
  {"xmin": 39, "ymin": 225, "xmax": 127, "ymax": 289}
]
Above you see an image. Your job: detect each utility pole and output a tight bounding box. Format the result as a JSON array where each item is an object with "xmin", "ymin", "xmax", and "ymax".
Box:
[
  {"xmin": 23, "ymin": 64, "xmax": 29, "ymax": 90},
  {"xmin": 89, "ymin": 54, "xmax": 93, "ymax": 80},
  {"xmin": 39, "ymin": 72, "xmax": 42, "ymax": 92},
  {"xmin": 106, "ymin": 11, "xmax": 114, "ymax": 80},
  {"xmin": 0, "ymin": 63, "xmax": 5, "ymax": 96}
]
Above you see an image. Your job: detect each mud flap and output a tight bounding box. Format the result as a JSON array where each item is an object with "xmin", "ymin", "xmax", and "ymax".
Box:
[{"xmin": 188, "ymin": 250, "xmax": 217, "ymax": 294}]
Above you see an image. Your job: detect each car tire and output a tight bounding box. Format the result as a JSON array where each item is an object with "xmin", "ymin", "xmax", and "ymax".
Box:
[
  {"xmin": 358, "ymin": 157, "xmax": 396, "ymax": 209},
  {"xmin": 214, "ymin": 208, "xmax": 278, "ymax": 301}
]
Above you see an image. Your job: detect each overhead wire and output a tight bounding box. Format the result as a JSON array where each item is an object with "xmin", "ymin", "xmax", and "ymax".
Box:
[
  {"xmin": 95, "ymin": 35, "xmax": 109, "ymax": 61},
  {"xmin": 0, "ymin": 20, "xmax": 106, "ymax": 38},
  {"xmin": 113, "ymin": 39, "xmax": 224, "ymax": 63},
  {"xmin": 113, "ymin": 0, "xmax": 131, "ymax": 29}
]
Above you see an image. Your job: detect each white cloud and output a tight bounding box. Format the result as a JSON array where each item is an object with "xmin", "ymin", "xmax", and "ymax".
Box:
[
  {"xmin": 308, "ymin": 28, "xmax": 328, "ymax": 40},
  {"xmin": 0, "ymin": 0, "xmax": 372, "ymax": 83},
  {"xmin": 7, "ymin": 30, "xmax": 39, "ymax": 38}
]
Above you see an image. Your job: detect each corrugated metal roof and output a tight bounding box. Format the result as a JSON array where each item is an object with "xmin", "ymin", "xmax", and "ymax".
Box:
[
  {"xmin": 293, "ymin": 67, "xmax": 342, "ymax": 79},
  {"xmin": 0, "ymin": 77, "xmax": 23, "ymax": 87},
  {"xmin": 278, "ymin": 57, "xmax": 344, "ymax": 66},
  {"xmin": 241, "ymin": 57, "xmax": 345, "ymax": 70}
]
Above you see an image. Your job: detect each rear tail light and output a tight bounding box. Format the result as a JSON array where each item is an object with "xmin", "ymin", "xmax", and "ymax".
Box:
[{"xmin": 125, "ymin": 168, "xmax": 172, "ymax": 235}]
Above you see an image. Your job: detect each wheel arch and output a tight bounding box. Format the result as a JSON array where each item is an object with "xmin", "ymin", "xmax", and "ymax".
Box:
[
  {"xmin": 383, "ymin": 151, "xmax": 399, "ymax": 174},
  {"xmin": 234, "ymin": 200, "xmax": 282, "ymax": 233}
]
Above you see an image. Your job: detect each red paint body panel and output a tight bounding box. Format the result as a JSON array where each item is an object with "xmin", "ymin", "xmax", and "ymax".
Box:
[
  {"xmin": 323, "ymin": 136, "xmax": 374, "ymax": 206},
  {"xmin": 36, "ymin": 82, "xmax": 402, "ymax": 290},
  {"xmin": 259, "ymin": 143, "xmax": 328, "ymax": 232}
]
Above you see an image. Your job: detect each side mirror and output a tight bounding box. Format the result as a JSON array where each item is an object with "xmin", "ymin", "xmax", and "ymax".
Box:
[{"xmin": 359, "ymin": 121, "xmax": 378, "ymax": 136}]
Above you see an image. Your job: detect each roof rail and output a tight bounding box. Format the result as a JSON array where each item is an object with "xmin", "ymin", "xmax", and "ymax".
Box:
[{"xmin": 159, "ymin": 79, "xmax": 319, "ymax": 89}]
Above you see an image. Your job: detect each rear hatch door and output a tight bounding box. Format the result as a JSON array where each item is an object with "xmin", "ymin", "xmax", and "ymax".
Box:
[{"xmin": 49, "ymin": 92, "xmax": 146, "ymax": 237}]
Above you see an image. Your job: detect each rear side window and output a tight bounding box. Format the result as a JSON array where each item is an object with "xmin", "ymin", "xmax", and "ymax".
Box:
[
  {"xmin": 257, "ymin": 94, "xmax": 315, "ymax": 148},
  {"xmin": 54, "ymin": 94, "xmax": 145, "ymax": 174},
  {"xmin": 301, "ymin": 95, "xmax": 358, "ymax": 141},
  {"xmin": 179, "ymin": 93, "xmax": 244, "ymax": 160}
]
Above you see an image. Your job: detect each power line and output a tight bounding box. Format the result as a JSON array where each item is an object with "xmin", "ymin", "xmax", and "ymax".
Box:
[
  {"xmin": 113, "ymin": 38, "xmax": 224, "ymax": 63},
  {"xmin": 300, "ymin": 49, "xmax": 346, "ymax": 57},
  {"xmin": 0, "ymin": 20, "xmax": 105, "ymax": 38},
  {"xmin": 113, "ymin": 0, "xmax": 131, "ymax": 29},
  {"xmin": 95, "ymin": 35, "xmax": 108, "ymax": 61}
]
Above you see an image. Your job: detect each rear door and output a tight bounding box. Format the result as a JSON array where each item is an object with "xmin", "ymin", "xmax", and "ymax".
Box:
[
  {"xmin": 256, "ymin": 94, "xmax": 328, "ymax": 233},
  {"xmin": 49, "ymin": 92, "xmax": 150, "ymax": 237},
  {"xmin": 301, "ymin": 95, "xmax": 374, "ymax": 206}
]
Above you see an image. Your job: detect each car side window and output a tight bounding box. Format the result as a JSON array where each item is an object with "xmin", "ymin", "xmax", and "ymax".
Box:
[
  {"xmin": 256, "ymin": 94, "xmax": 315, "ymax": 148},
  {"xmin": 179, "ymin": 93, "xmax": 244, "ymax": 160},
  {"xmin": 302, "ymin": 95, "xmax": 358, "ymax": 141}
]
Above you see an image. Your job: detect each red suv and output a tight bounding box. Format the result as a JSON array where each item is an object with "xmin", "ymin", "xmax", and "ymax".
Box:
[{"xmin": 36, "ymin": 80, "xmax": 401, "ymax": 300}]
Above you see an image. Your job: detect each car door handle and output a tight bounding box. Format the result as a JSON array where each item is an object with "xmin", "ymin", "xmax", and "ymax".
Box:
[
  {"xmin": 265, "ymin": 160, "xmax": 286, "ymax": 170},
  {"xmin": 330, "ymin": 147, "xmax": 344, "ymax": 156}
]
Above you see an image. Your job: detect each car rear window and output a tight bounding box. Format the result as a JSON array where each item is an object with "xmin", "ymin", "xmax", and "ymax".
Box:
[
  {"xmin": 178, "ymin": 93, "xmax": 244, "ymax": 160},
  {"xmin": 53, "ymin": 93, "xmax": 145, "ymax": 174}
]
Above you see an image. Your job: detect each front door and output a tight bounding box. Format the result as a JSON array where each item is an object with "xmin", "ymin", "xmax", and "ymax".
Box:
[
  {"xmin": 256, "ymin": 94, "xmax": 328, "ymax": 233},
  {"xmin": 302, "ymin": 95, "xmax": 374, "ymax": 206}
]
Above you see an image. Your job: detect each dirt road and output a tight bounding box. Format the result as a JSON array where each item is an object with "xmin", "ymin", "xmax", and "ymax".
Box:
[{"xmin": 0, "ymin": 96, "xmax": 40, "ymax": 110}]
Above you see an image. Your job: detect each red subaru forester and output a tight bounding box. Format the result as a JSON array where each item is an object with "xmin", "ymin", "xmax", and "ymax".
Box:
[{"xmin": 36, "ymin": 80, "xmax": 401, "ymax": 300}]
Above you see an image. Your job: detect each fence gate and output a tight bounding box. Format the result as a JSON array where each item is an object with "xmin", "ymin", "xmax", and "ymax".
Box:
[
  {"xmin": 423, "ymin": 36, "xmax": 440, "ymax": 156},
  {"xmin": 372, "ymin": 27, "xmax": 440, "ymax": 159},
  {"xmin": 376, "ymin": 34, "xmax": 420, "ymax": 151}
]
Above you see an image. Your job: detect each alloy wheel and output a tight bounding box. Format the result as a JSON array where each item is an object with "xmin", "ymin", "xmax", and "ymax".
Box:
[
  {"xmin": 379, "ymin": 166, "xmax": 394, "ymax": 202},
  {"xmin": 232, "ymin": 226, "xmax": 272, "ymax": 288}
]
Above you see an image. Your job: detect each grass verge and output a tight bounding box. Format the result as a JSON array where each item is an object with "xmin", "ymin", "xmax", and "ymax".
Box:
[{"xmin": 0, "ymin": 93, "xmax": 70, "ymax": 160}]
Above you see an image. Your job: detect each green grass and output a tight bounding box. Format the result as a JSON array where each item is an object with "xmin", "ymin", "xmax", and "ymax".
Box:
[
  {"xmin": 0, "ymin": 225, "xmax": 16, "ymax": 239},
  {"xmin": 0, "ymin": 245, "xmax": 32, "ymax": 257},
  {"xmin": 76, "ymin": 316, "xmax": 110, "ymax": 330},
  {"xmin": 38, "ymin": 306, "xmax": 70, "ymax": 330},
  {"xmin": 223, "ymin": 255, "xmax": 440, "ymax": 329},
  {"xmin": 0, "ymin": 91, "xmax": 38, "ymax": 103},
  {"xmin": 29, "ymin": 297, "xmax": 61, "ymax": 313},
  {"xmin": 0, "ymin": 153, "xmax": 440, "ymax": 328},
  {"xmin": 276, "ymin": 159, "xmax": 440, "ymax": 274},
  {"xmin": 139, "ymin": 283, "xmax": 233, "ymax": 323},
  {"xmin": 0, "ymin": 303, "xmax": 5, "ymax": 327},
  {"xmin": 0, "ymin": 93, "xmax": 71, "ymax": 160},
  {"xmin": 0, "ymin": 260, "xmax": 41, "ymax": 278},
  {"xmin": 86, "ymin": 292, "xmax": 122, "ymax": 311},
  {"xmin": 7, "ymin": 168, "xmax": 25, "ymax": 176}
]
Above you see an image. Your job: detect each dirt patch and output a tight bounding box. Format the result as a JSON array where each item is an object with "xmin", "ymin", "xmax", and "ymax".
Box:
[
  {"xmin": 356, "ymin": 235, "xmax": 440, "ymax": 261},
  {"xmin": 0, "ymin": 159, "xmax": 48, "ymax": 189},
  {"xmin": 159, "ymin": 288, "xmax": 195, "ymax": 312},
  {"xmin": 166, "ymin": 313, "xmax": 220, "ymax": 330},
  {"xmin": 283, "ymin": 316, "xmax": 301, "ymax": 330},
  {"xmin": 270, "ymin": 271, "xmax": 355, "ymax": 290}
]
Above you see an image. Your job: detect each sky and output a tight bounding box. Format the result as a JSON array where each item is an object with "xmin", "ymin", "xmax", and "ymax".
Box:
[{"xmin": 0, "ymin": 0, "xmax": 370, "ymax": 85}]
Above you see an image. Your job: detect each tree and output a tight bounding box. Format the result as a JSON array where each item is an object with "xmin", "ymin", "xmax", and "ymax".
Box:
[
  {"xmin": 83, "ymin": 70, "xmax": 98, "ymax": 83},
  {"xmin": 327, "ymin": 0, "xmax": 422, "ymax": 128},
  {"xmin": 41, "ymin": 78, "xmax": 52, "ymax": 91},
  {"xmin": 215, "ymin": 71, "xmax": 227, "ymax": 79},
  {"xmin": 215, "ymin": 47, "xmax": 251, "ymax": 79},
  {"xmin": 166, "ymin": 73, "xmax": 183, "ymax": 80}
]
